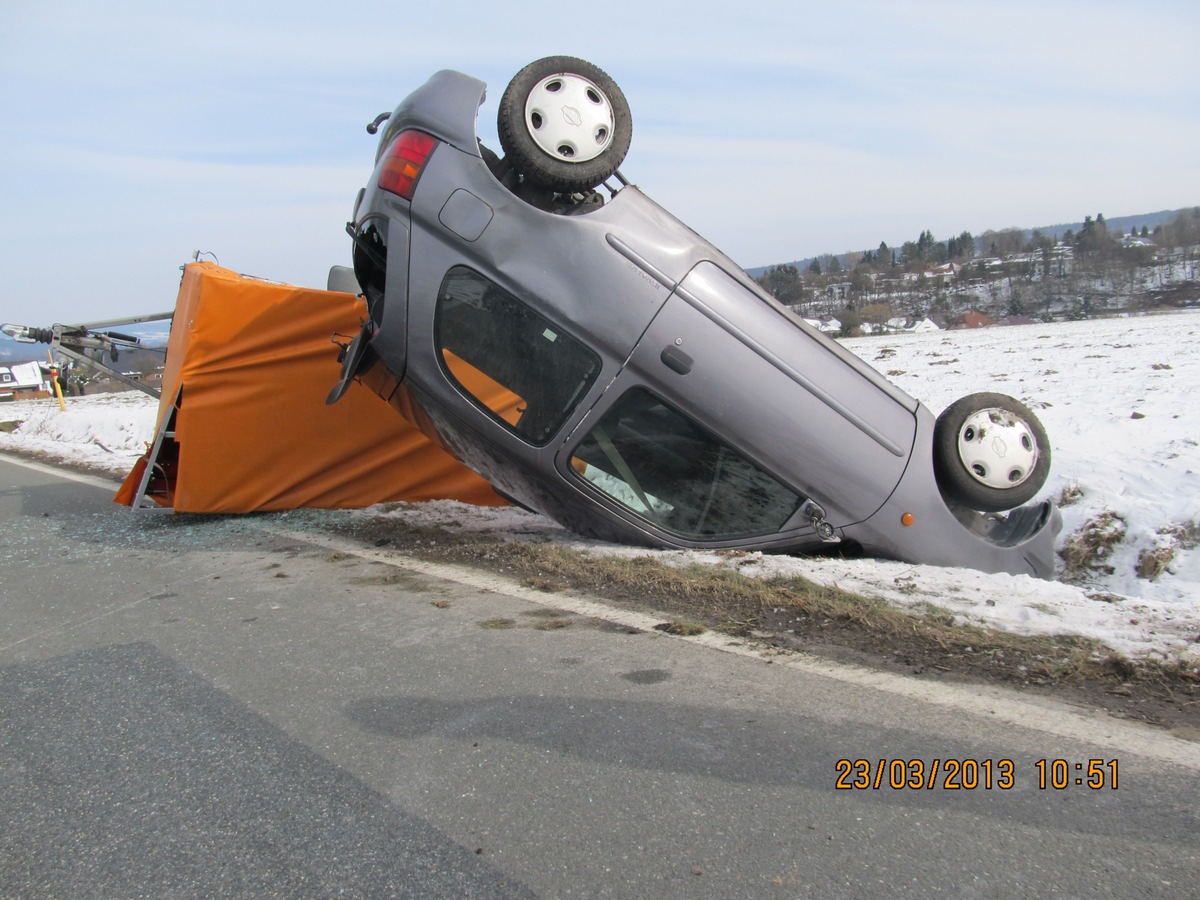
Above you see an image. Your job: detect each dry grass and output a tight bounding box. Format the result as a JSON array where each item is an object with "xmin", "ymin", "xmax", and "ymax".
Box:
[
  {"xmin": 1136, "ymin": 520, "xmax": 1200, "ymax": 581},
  {"xmin": 654, "ymin": 620, "xmax": 708, "ymax": 636},
  {"xmin": 1136, "ymin": 546, "xmax": 1175, "ymax": 581},
  {"xmin": 1162, "ymin": 520, "xmax": 1200, "ymax": 550},
  {"xmin": 1056, "ymin": 481, "xmax": 1085, "ymax": 507},
  {"xmin": 1059, "ymin": 510, "xmax": 1127, "ymax": 578}
]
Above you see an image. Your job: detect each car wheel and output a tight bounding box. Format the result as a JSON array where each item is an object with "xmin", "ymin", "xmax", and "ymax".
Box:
[
  {"xmin": 498, "ymin": 56, "xmax": 632, "ymax": 193},
  {"xmin": 933, "ymin": 392, "xmax": 1051, "ymax": 512}
]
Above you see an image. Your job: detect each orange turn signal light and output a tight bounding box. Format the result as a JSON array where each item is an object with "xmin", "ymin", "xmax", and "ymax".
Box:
[{"xmin": 901, "ymin": 513, "xmax": 915, "ymax": 527}]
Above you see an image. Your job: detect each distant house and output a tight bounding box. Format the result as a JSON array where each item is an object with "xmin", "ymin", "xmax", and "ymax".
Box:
[
  {"xmin": 1120, "ymin": 234, "xmax": 1154, "ymax": 249},
  {"xmin": 922, "ymin": 263, "xmax": 957, "ymax": 287},
  {"xmin": 950, "ymin": 310, "xmax": 994, "ymax": 329},
  {"xmin": 0, "ymin": 361, "xmax": 51, "ymax": 399},
  {"xmin": 819, "ymin": 317, "xmax": 843, "ymax": 334},
  {"xmin": 908, "ymin": 317, "xmax": 941, "ymax": 333},
  {"xmin": 997, "ymin": 315, "xmax": 1037, "ymax": 327}
]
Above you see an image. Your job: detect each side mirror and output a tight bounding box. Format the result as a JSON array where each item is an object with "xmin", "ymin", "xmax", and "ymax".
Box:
[{"xmin": 327, "ymin": 266, "xmax": 362, "ymax": 295}]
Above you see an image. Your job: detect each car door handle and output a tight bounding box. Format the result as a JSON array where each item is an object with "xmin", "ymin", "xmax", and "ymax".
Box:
[{"xmin": 660, "ymin": 345, "xmax": 693, "ymax": 375}]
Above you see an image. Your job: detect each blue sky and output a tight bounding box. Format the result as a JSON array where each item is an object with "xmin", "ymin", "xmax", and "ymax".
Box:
[{"xmin": 2, "ymin": 0, "xmax": 1197, "ymax": 326}]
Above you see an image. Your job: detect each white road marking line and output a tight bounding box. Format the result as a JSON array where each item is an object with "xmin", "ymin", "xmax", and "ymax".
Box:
[{"xmin": 267, "ymin": 524, "xmax": 1200, "ymax": 770}]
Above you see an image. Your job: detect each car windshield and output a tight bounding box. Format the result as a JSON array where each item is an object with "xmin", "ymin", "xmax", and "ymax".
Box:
[
  {"xmin": 436, "ymin": 267, "xmax": 601, "ymax": 445},
  {"xmin": 570, "ymin": 388, "xmax": 803, "ymax": 539}
]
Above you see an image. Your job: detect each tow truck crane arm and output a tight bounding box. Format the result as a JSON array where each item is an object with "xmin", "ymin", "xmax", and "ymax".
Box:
[{"xmin": 2, "ymin": 311, "xmax": 173, "ymax": 398}]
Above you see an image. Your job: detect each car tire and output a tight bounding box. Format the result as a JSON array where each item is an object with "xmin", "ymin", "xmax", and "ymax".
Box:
[
  {"xmin": 933, "ymin": 392, "xmax": 1051, "ymax": 512},
  {"xmin": 498, "ymin": 56, "xmax": 632, "ymax": 193}
]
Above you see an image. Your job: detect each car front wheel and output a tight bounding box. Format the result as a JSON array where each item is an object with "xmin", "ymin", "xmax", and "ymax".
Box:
[
  {"xmin": 933, "ymin": 392, "xmax": 1051, "ymax": 512},
  {"xmin": 497, "ymin": 56, "xmax": 632, "ymax": 194}
]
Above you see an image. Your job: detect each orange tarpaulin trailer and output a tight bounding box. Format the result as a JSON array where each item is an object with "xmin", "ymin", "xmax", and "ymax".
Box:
[{"xmin": 116, "ymin": 261, "xmax": 506, "ymax": 512}]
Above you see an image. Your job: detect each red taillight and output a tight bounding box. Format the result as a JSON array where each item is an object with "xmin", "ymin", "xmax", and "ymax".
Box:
[{"xmin": 378, "ymin": 130, "xmax": 437, "ymax": 200}]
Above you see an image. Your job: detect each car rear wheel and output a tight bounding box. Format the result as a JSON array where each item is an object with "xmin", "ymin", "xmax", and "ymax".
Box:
[
  {"xmin": 933, "ymin": 392, "xmax": 1051, "ymax": 512},
  {"xmin": 498, "ymin": 56, "xmax": 632, "ymax": 193}
]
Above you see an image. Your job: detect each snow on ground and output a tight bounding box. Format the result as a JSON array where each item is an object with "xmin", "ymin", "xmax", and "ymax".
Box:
[
  {"xmin": 2, "ymin": 311, "xmax": 1198, "ymax": 661},
  {"xmin": 0, "ymin": 391, "xmax": 158, "ymax": 467}
]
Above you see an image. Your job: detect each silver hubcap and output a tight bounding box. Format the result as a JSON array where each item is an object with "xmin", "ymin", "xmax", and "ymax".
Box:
[
  {"xmin": 524, "ymin": 72, "xmax": 615, "ymax": 163},
  {"xmin": 956, "ymin": 408, "xmax": 1040, "ymax": 490}
]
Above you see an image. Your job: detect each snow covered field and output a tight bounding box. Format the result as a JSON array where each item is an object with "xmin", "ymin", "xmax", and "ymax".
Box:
[{"xmin": 2, "ymin": 311, "xmax": 1197, "ymax": 661}]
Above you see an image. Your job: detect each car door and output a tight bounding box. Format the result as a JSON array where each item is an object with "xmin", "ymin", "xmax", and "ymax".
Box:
[{"xmin": 560, "ymin": 261, "xmax": 918, "ymax": 539}]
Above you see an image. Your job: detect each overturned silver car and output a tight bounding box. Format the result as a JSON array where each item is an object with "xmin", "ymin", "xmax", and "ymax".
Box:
[{"xmin": 330, "ymin": 57, "xmax": 1061, "ymax": 578}]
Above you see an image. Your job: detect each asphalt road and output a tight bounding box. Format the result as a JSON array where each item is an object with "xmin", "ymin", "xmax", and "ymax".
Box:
[{"xmin": 2, "ymin": 453, "xmax": 1199, "ymax": 898}]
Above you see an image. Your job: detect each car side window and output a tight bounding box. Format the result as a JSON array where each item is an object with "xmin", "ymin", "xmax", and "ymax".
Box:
[
  {"xmin": 435, "ymin": 267, "xmax": 600, "ymax": 445},
  {"xmin": 570, "ymin": 388, "xmax": 803, "ymax": 538}
]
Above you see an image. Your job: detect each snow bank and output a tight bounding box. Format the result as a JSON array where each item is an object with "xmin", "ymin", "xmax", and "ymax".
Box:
[{"xmin": 0, "ymin": 393, "xmax": 157, "ymax": 470}]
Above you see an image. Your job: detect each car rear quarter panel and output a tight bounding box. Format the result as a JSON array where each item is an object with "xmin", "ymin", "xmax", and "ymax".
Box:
[{"xmin": 407, "ymin": 149, "xmax": 678, "ymax": 366}]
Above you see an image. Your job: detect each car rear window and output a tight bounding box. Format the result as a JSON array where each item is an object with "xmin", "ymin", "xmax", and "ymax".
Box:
[
  {"xmin": 570, "ymin": 388, "xmax": 803, "ymax": 539},
  {"xmin": 435, "ymin": 267, "xmax": 601, "ymax": 445}
]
